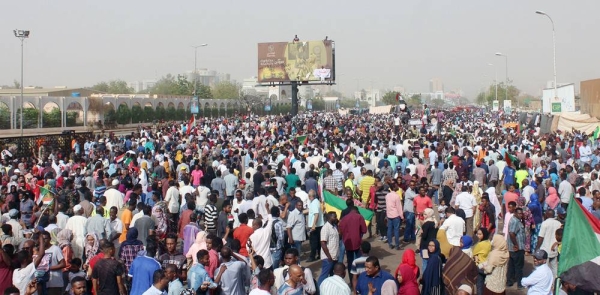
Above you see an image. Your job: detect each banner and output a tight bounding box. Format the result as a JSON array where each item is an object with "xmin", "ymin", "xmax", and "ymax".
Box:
[
  {"xmin": 257, "ymin": 40, "xmax": 334, "ymax": 82},
  {"xmin": 503, "ymin": 100, "xmax": 512, "ymax": 113},
  {"xmin": 492, "ymin": 100, "xmax": 499, "ymax": 111}
]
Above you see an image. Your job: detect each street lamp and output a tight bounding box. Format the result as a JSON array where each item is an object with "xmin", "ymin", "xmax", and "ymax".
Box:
[
  {"xmin": 14, "ymin": 29, "xmax": 30, "ymax": 137},
  {"xmin": 488, "ymin": 63, "xmax": 498, "ymax": 102},
  {"xmin": 495, "ymin": 52, "xmax": 509, "ymax": 103},
  {"xmin": 536, "ymin": 10, "xmax": 558, "ymax": 111}
]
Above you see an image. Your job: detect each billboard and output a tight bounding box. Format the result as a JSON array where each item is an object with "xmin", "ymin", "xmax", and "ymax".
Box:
[
  {"xmin": 542, "ymin": 83, "xmax": 575, "ymax": 114},
  {"xmin": 504, "ymin": 100, "xmax": 512, "ymax": 113},
  {"xmin": 492, "ymin": 100, "xmax": 499, "ymax": 111},
  {"xmin": 258, "ymin": 40, "xmax": 334, "ymax": 83}
]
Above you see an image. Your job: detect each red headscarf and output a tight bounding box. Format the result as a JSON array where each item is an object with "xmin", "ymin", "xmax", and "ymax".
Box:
[
  {"xmin": 396, "ymin": 264, "xmax": 420, "ymax": 295},
  {"xmin": 396, "ymin": 249, "xmax": 419, "ymax": 278}
]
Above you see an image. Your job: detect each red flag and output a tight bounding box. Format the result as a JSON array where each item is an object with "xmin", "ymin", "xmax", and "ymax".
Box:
[
  {"xmin": 186, "ymin": 115, "xmax": 196, "ymax": 135},
  {"xmin": 396, "ymin": 93, "xmax": 400, "ymax": 101},
  {"xmin": 303, "ymin": 135, "xmax": 309, "ymax": 146}
]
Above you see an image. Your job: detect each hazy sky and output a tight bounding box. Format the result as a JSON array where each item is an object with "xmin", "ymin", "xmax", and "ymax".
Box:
[{"xmin": 1, "ymin": 0, "xmax": 598, "ymax": 98}]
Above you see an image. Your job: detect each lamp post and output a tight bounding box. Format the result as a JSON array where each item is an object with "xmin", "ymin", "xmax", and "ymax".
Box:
[
  {"xmin": 495, "ymin": 52, "xmax": 509, "ymax": 103},
  {"xmin": 488, "ymin": 63, "xmax": 498, "ymax": 102},
  {"xmin": 14, "ymin": 29, "xmax": 30, "ymax": 137},
  {"xmin": 536, "ymin": 10, "xmax": 558, "ymax": 111}
]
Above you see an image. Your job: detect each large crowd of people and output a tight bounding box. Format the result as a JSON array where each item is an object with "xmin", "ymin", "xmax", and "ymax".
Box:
[{"xmin": 1, "ymin": 106, "xmax": 599, "ymax": 295}]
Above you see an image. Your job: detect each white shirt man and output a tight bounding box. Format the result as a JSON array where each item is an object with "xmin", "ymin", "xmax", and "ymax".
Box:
[
  {"xmin": 104, "ymin": 181, "xmax": 125, "ymax": 211},
  {"xmin": 439, "ymin": 211, "xmax": 465, "ymax": 247},
  {"xmin": 455, "ymin": 191, "xmax": 477, "ymax": 218},
  {"xmin": 558, "ymin": 178, "xmax": 573, "ymax": 205},
  {"xmin": 248, "ymin": 214, "xmax": 274, "ymax": 269},
  {"xmin": 538, "ymin": 213, "xmax": 562, "ymax": 278},
  {"xmin": 579, "ymin": 143, "xmax": 592, "ymax": 164}
]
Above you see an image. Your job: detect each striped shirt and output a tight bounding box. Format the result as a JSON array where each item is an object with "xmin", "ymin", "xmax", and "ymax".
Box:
[
  {"xmin": 375, "ymin": 190, "xmax": 387, "ymax": 213},
  {"xmin": 204, "ymin": 204, "xmax": 218, "ymax": 231},
  {"xmin": 320, "ymin": 275, "xmax": 351, "ymax": 295},
  {"xmin": 332, "ymin": 170, "xmax": 345, "ymax": 191},
  {"xmin": 323, "ymin": 176, "xmax": 337, "ymax": 192},
  {"xmin": 278, "ymin": 282, "xmax": 304, "ymax": 295}
]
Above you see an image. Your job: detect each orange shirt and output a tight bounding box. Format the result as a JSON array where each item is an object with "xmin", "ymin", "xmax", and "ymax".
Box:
[
  {"xmin": 119, "ymin": 209, "xmax": 133, "ymax": 243},
  {"xmin": 414, "ymin": 195, "xmax": 433, "ymax": 215},
  {"xmin": 504, "ymin": 192, "xmax": 519, "ymax": 212},
  {"xmin": 233, "ymin": 224, "xmax": 254, "ymax": 257}
]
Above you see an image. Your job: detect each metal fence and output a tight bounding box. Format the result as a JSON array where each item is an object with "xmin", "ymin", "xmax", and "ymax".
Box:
[{"xmin": 0, "ymin": 131, "xmax": 92, "ymax": 158}]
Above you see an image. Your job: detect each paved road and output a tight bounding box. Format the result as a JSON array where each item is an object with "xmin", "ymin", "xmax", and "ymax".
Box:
[{"xmin": 300, "ymin": 234, "xmax": 533, "ymax": 295}]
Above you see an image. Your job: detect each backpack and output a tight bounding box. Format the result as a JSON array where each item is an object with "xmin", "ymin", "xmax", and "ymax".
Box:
[{"xmin": 270, "ymin": 219, "xmax": 280, "ymax": 249}]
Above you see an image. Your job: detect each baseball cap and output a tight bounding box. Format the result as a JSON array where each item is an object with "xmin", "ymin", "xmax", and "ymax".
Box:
[{"xmin": 533, "ymin": 249, "xmax": 548, "ymax": 260}]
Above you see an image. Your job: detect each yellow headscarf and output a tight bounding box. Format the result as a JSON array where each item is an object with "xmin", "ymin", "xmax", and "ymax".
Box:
[{"xmin": 436, "ymin": 228, "xmax": 452, "ymax": 258}]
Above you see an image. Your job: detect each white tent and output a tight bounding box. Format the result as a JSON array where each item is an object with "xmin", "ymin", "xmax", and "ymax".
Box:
[{"xmin": 551, "ymin": 112, "xmax": 600, "ymax": 134}]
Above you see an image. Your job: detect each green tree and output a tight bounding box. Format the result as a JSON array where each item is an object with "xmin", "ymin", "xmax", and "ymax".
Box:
[
  {"xmin": 212, "ymin": 81, "xmax": 240, "ymax": 99},
  {"xmin": 155, "ymin": 105, "xmax": 166, "ymax": 120},
  {"xmin": 166, "ymin": 106, "xmax": 177, "ymax": 120},
  {"xmin": 43, "ymin": 108, "xmax": 62, "ymax": 128},
  {"xmin": 149, "ymin": 74, "xmax": 213, "ymax": 98},
  {"xmin": 382, "ymin": 91, "xmax": 400, "ymax": 105},
  {"xmin": 104, "ymin": 108, "xmax": 116, "ymax": 125},
  {"xmin": 481, "ymin": 83, "xmax": 520, "ymax": 106},
  {"xmin": 131, "ymin": 105, "xmax": 143, "ymax": 123},
  {"xmin": 116, "ymin": 104, "xmax": 131, "ymax": 125},
  {"xmin": 311, "ymin": 98, "xmax": 326, "ymax": 111},
  {"xmin": 408, "ymin": 94, "xmax": 422, "ymax": 107},
  {"xmin": 91, "ymin": 80, "xmax": 133, "ymax": 94},
  {"xmin": 143, "ymin": 106, "xmax": 155, "ymax": 122},
  {"xmin": 476, "ymin": 92, "xmax": 487, "ymax": 105}
]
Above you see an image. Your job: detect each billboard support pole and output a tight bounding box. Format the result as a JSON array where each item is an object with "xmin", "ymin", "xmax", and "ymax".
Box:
[{"xmin": 291, "ymin": 81, "xmax": 299, "ymax": 117}]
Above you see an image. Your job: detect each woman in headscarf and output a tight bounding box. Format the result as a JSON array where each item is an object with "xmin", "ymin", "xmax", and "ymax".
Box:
[
  {"xmin": 396, "ymin": 249, "xmax": 419, "ymax": 279},
  {"xmin": 83, "ymin": 232, "xmax": 99, "ymax": 266},
  {"xmin": 107, "ymin": 164, "xmax": 117, "ymax": 177},
  {"xmin": 546, "ymin": 184, "xmax": 560, "ymax": 211},
  {"xmin": 420, "ymin": 240, "xmax": 444, "ymax": 295},
  {"xmin": 175, "ymin": 150, "xmax": 184, "ymax": 163},
  {"xmin": 118, "ymin": 227, "xmax": 145, "ymax": 273},
  {"xmin": 57, "ymin": 229, "xmax": 73, "ymax": 287},
  {"xmin": 186, "ymin": 231, "xmax": 208, "ymax": 265},
  {"xmin": 163, "ymin": 161, "xmax": 173, "ymax": 181},
  {"xmin": 517, "ymin": 192, "xmax": 534, "ymax": 253},
  {"xmin": 435, "ymin": 229, "xmax": 451, "ymax": 259},
  {"xmin": 461, "ymin": 235, "xmax": 474, "ymax": 258},
  {"xmin": 139, "ymin": 161, "xmax": 149, "ymax": 194},
  {"xmin": 419, "ymin": 208, "xmax": 438, "ymax": 271},
  {"xmin": 441, "ymin": 179, "xmax": 455, "ymax": 209},
  {"xmin": 528, "ymin": 193, "xmax": 543, "ymax": 253},
  {"xmin": 478, "ymin": 234, "xmax": 509, "ymax": 295},
  {"xmin": 473, "ymin": 228, "xmax": 492, "ymax": 295},
  {"xmin": 396, "ymin": 264, "xmax": 420, "ymax": 295},
  {"xmin": 450, "ymin": 182, "xmax": 462, "ymax": 207},
  {"xmin": 442, "ymin": 245, "xmax": 478, "ymax": 295},
  {"xmin": 472, "ymin": 181, "xmax": 483, "ymax": 231},
  {"xmin": 152, "ymin": 201, "xmax": 168, "ymax": 239}
]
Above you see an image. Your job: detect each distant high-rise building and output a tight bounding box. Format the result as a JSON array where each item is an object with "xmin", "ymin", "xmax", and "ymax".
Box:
[
  {"xmin": 429, "ymin": 78, "xmax": 444, "ymax": 93},
  {"xmin": 128, "ymin": 80, "xmax": 156, "ymax": 93}
]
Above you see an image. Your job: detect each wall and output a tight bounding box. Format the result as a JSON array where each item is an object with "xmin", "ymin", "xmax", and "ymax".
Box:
[{"xmin": 580, "ymin": 79, "xmax": 600, "ymax": 119}]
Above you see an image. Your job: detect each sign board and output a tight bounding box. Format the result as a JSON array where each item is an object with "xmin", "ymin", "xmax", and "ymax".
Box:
[
  {"xmin": 492, "ymin": 100, "xmax": 499, "ymax": 111},
  {"xmin": 542, "ymin": 84, "xmax": 575, "ymax": 114},
  {"xmin": 503, "ymin": 100, "xmax": 512, "ymax": 113},
  {"xmin": 307, "ymin": 100, "xmax": 313, "ymax": 110},
  {"xmin": 190, "ymin": 97, "xmax": 199, "ymax": 114},
  {"xmin": 258, "ymin": 40, "xmax": 334, "ymax": 83}
]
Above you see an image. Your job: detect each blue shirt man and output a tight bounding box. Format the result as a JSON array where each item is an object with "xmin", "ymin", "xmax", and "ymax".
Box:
[
  {"xmin": 503, "ymin": 166, "xmax": 516, "ymax": 186},
  {"xmin": 129, "ymin": 252, "xmax": 162, "ymax": 295},
  {"xmin": 355, "ymin": 257, "xmax": 394, "ymax": 295},
  {"xmin": 188, "ymin": 250, "xmax": 218, "ymax": 291}
]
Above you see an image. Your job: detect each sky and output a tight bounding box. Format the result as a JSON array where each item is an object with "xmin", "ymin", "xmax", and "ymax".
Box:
[{"xmin": 1, "ymin": 0, "xmax": 599, "ymax": 99}]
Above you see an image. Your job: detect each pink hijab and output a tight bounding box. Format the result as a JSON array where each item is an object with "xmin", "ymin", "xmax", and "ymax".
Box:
[
  {"xmin": 546, "ymin": 187, "xmax": 560, "ymax": 209},
  {"xmin": 186, "ymin": 231, "xmax": 208, "ymax": 264}
]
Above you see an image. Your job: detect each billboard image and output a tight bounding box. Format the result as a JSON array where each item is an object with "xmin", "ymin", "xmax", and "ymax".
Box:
[
  {"xmin": 258, "ymin": 40, "xmax": 334, "ymax": 83},
  {"xmin": 542, "ymin": 83, "xmax": 575, "ymax": 114}
]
